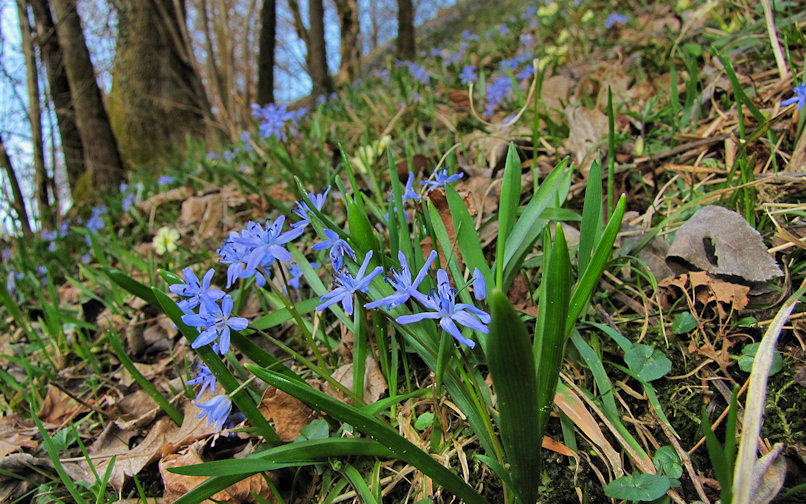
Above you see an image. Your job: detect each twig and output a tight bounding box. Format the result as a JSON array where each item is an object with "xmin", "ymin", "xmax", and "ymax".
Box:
[{"xmin": 654, "ymin": 406, "xmax": 710, "ymax": 504}]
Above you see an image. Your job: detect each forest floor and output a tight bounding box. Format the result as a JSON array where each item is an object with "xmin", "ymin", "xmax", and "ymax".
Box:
[{"xmin": 1, "ymin": 1, "xmax": 806, "ymax": 503}]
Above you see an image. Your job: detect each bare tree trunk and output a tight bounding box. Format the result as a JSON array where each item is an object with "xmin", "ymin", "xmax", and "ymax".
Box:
[
  {"xmin": 335, "ymin": 0, "xmax": 360, "ymax": 87},
  {"xmin": 0, "ymin": 135, "xmax": 32, "ymax": 235},
  {"xmin": 50, "ymin": 0, "xmax": 124, "ymax": 197},
  {"xmin": 257, "ymin": 0, "xmax": 276, "ymax": 104},
  {"xmin": 396, "ymin": 0, "xmax": 415, "ymax": 60},
  {"xmin": 308, "ymin": 0, "xmax": 332, "ymax": 96},
  {"xmin": 17, "ymin": 0, "xmax": 51, "ymax": 227},
  {"xmin": 29, "ymin": 0, "xmax": 85, "ymax": 197},
  {"xmin": 242, "ymin": 0, "xmax": 258, "ymax": 110},
  {"xmin": 108, "ymin": 0, "xmax": 210, "ymax": 167},
  {"xmin": 287, "ymin": 0, "xmax": 309, "ymax": 48},
  {"xmin": 369, "ymin": 0, "xmax": 379, "ymax": 53}
]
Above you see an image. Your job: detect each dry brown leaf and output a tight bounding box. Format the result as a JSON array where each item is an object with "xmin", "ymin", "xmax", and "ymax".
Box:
[
  {"xmin": 0, "ymin": 454, "xmax": 89, "ymax": 502},
  {"xmin": 259, "ymin": 386, "xmax": 317, "ymax": 442},
  {"xmin": 138, "ymin": 186, "xmax": 194, "ymax": 213},
  {"xmin": 159, "ymin": 443, "xmax": 277, "ymax": 504},
  {"xmin": 37, "ymin": 385, "xmax": 87, "ymax": 427},
  {"xmin": 565, "ymin": 106, "xmax": 608, "ymax": 174},
  {"xmin": 0, "ymin": 415, "xmax": 37, "ymax": 458},
  {"xmin": 540, "ymin": 74, "xmax": 573, "ymax": 123},
  {"xmin": 85, "ymin": 397, "xmax": 216, "ymax": 491},
  {"xmin": 667, "ymin": 205, "xmax": 782, "ymax": 282},
  {"xmin": 326, "ymin": 354, "xmax": 388, "ymax": 405}
]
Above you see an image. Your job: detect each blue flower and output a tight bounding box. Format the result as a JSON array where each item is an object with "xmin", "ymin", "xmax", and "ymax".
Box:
[
  {"xmin": 365, "ymin": 250, "xmax": 437, "ymax": 310},
  {"xmin": 460, "ymin": 65, "xmax": 476, "ymax": 86},
  {"xmin": 396, "ymin": 269, "xmax": 490, "ymax": 348},
  {"xmin": 187, "ymin": 364, "xmax": 216, "ymax": 400},
  {"xmin": 485, "ymin": 76, "xmax": 513, "ymax": 116},
  {"xmin": 218, "ymin": 236, "xmax": 258, "ymax": 287},
  {"xmin": 462, "ymin": 30, "xmax": 479, "ymax": 41},
  {"xmin": 313, "ymin": 228, "xmax": 355, "ymax": 270},
  {"xmin": 781, "ymin": 84, "xmax": 806, "ymax": 110},
  {"xmin": 472, "ymin": 267, "xmax": 487, "ymax": 300},
  {"xmin": 181, "ymin": 295, "xmax": 248, "ymax": 354},
  {"xmin": 157, "ymin": 175, "xmax": 174, "ymax": 185},
  {"xmin": 287, "ymin": 262, "xmax": 316, "ymax": 290},
  {"xmin": 193, "ymin": 394, "xmax": 232, "ymax": 430},
  {"xmin": 421, "ymin": 168, "xmax": 463, "ymax": 190},
  {"xmin": 317, "ymin": 250, "xmax": 383, "ymax": 315},
  {"xmin": 399, "ymin": 61, "xmax": 430, "ymax": 85},
  {"xmin": 293, "ymin": 186, "xmax": 331, "ymax": 229},
  {"xmin": 605, "ymin": 13, "xmax": 628, "ymax": 29},
  {"xmin": 169, "ymin": 267, "xmax": 225, "ymax": 313},
  {"xmin": 234, "ymin": 216, "xmax": 304, "ymax": 277},
  {"xmin": 251, "ymin": 103, "xmax": 294, "ymax": 139}
]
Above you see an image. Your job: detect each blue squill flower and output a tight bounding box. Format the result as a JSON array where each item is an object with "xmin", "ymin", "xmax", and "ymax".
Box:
[
  {"xmin": 781, "ymin": 84, "xmax": 806, "ymax": 110},
  {"xmin": 365, "ymin": 250, "xmax": 437, "ymax": 310},
  {"xmin": 396, "ymin": 269, "xmax": 490, "ymax": 348},
  {"xmin": 421, "ymin": 168, "xmax": 463, "ymax": 190},
  {"xmin": 317, "ymin": 250, "xmax": 383, "ymax": 315},
  {"xmin": 313, "ymin": 228, "xmax": 355, "ymax": 270},
  {"xmin": 251, "ymin": 103, "xmax": 294, "ymax": 139},
  {"xmin": 605, "ymin": 13, "xmax": 628, "ymax": 29},
  {"xmin": 460, "ymin": 65, "xmax": 476, "ymax": 86},
  {"xmin": 181, "ymin": 295, "xmax": 248, "ymax": 354},
  {"xmin": 157, "ymin": 175, "xmax": 174, "ymax": 185},
  {"xmin": 187, "ymin": 364, "xmax": 216, "ymax": 400},
  {"xmin": 169, "ymin": 267, "xmax": 225, "ymax": 313},
  {"xmin": 292, "ymin": 186, "xmax": 331, "ymax": 229},
  {"xmin": 234, "ymin": 216, "xmax": 304, "ymax": 275},
  {"xmin": 193, "ymin": 394, "xmax": 232, "ymax": 430},
  {"xmin": 472, "ymin": 267, "xmax": 487, "ymax": 300}
]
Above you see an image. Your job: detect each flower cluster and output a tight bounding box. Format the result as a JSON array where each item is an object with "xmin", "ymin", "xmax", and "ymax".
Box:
[
  {"xmin": 251, "ymin": 103, "xmax": 294, "ymax": 140},
  {"xmin": 218, "ymin": 216, "xmax": 303, "ymax": 288}
]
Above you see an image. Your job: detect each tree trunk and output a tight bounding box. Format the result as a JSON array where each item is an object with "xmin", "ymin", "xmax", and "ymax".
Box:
[
  {"xmin": 17, "ymin": 0, "xmax": 51, "ymax": 226},
  {"xmin": 396, "ymin": 0, "xmax": 415, "ymax": 60},
  {"xmin": 0, "ymin": 135, "xmax": 32, "ymax": 235},
  {"xmin": 335, "ymin": 0, "xmax": 359, "ymax": 87},
  {"xmin": 29, "ymin": 0, "xmax": 85, "ymax": 197},
  {"xmin": 257, "ymin": 0, "xmax": 275, "ymax": 104},
  {"xmin": 308, "ymin": 0, "xmax": 332, "ymax": 96},
  {"xmin": 108, "ymin": 0, "xmax": 210, "ymax": 168},
  {"xmin": 50, "ymin": 0, "xmax": 124, "ymax": 197}
]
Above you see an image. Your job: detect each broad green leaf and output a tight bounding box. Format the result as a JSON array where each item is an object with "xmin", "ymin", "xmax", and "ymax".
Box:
[
  {"xmin": 738, "ymin": 342, "xmax": 783, "ymax": 375},
  {"xmin": 671, "ymin": 312, "xmax": 698, "ymax": 334},
  {"xmin": 624, "ymin": 344, "xmax": 672, "ymax": 382},
  {"xmin": 604, "ymin": 473, "xmax": 670, "ymax": 501},
  {"xmin": 653, "ymin": 446, "xmax": 683, "ymax": 479},
  {"xmin": 578, "ymin": 158, "xmax": 602, "ymax": 276}
]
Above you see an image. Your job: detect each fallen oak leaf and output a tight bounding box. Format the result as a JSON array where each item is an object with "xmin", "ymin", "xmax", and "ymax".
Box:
[{"xmin": 666, "ymin": 205, "xmax": 782, "ymax": 282}]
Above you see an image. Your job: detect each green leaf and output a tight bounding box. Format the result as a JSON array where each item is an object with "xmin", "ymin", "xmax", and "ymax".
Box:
[
  {"xmin": 566, "ymin": 194, "xmax": 625, "ymax": 339},
  {"xmin": 653, "ymin": 446, "xmax": 683, "ymax": 479},
  {"xmin": 578, "ymin": 158, "xmax": 602, "ymax": 276},
  {"xmin": 104, "ymin": 267, "xmax": 159, "ymax": 307},
  {"xmin": 414, "ymin": 412, "xmax": 434, "ymax": 431},
  {"xmin": 171, "ymin": 438, "xmax": 395, "ymax": 478},
  {"xmin": 495, "ymin": 143, "xmax": 523, "ymax": 287},
  {"xmin": 245, "ymin": 365, "xmax": 488, "ymax": 504},
  {"xmin": 624, "ymin": 344, "xmax": 672, "ymax": 382},
  {"xmin": 738, "ymin": 342, "xmax": 783, "ymax": 375},
  {"xmin": 296, "ymin": 419, "xmax": 329, "ymax": 441},
  {"xmin": 671, "ymin": 312, "xmax": 698, "ymax": 335},
  {"xmin": 503, "ymin": 157, "xmax": 572, "ymax": 290},
  {"xmin": 604, "ymin": 473, "xmax": 670, "ymax": 502},
  {"xmin": 487, "ymin": 289, "xmax": 541, "ymax": 504}
]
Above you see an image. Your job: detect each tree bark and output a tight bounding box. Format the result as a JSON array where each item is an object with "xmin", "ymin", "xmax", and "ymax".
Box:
[
  {"xmin": 108, "ymin": 0, "xmax": 210, "ymax": 168},
  {"xmin": 0, "ymin": 135, "xmax": 32, "ymax": 235},
  {"xmin": 50, "ymin": 0, "xmax": 124, "ymax": 196},
  {"xmin": 308, "ymin": 0, "xmax": 332, "ymax": 96},
  {"xmin": 17, "ymin": 0, "xmax": 51, "ymax": 226},
  {"xmin": 29, "ymin": 0, "xmax": 85, "ymax": 197},
  {"xmin": 257, "ymin": 0, "xmax": 275, "ymax": 104},
  {"xmin": 335, "ymin": 0, "xmax": 359, "ymax": 87},
  {"xmin": 396, "ymin": 0, "xmax": 415, "ymax": 60}
]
